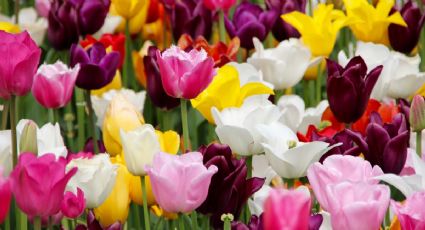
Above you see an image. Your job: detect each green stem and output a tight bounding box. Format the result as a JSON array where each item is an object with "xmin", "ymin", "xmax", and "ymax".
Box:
[
  {"xmin": 76, "ymin": 88, "xmax": 86, "ymax": 150},
  {"xmin": 33, "ymin": 217, "xmax": 41, "ymax": 230},
  {"xmin": 286, "ymin": 178, "xmax": 295, "ymax": 188},
  {"xmin": 180, "ymin": 99, "xmax": 190, "ymax": 152},
  {"xmin": 123, "ymin": 21, "xmax": 133, "ymax": 87},
  {"xmin": 417, "ymin": 131, "xmax": 422, "ymax": 157},
  {"xmin": 85, "ymin": 90, "xmax": 99, "ymax": 154},
  {"xmin": 246, "ymin": 156, "xmax": 252, "ymax": 179},
  {"xmin": 14, "ymin": 0, "xmax": 19, "ymax": 24},
  {"xmin": 4, "ymin": 211, "xmax": 10, "ymax": 230},
  {"xmin": 48, "ymin": 109, "xmax": 55, "ymax": 123},
  {"xmin": 219, "ymin": 10, "xmax": 226, "ymax": 42},
  {"xmin": 10, "ymin": 95, "xmax": 17, "ymax": 167},
  {"xmin": 1, "ymin": 101, "xmax": 9, "ymax": 130},
  {"xmin": 19, "ymin": 210, "xmax": 27, "ymax": 230},
  {"xmin": 191, "ymin": 212, "xmax": 198, "ymax": 230},
  {"xmin": 134, "ymin": 204, "xmax": 142, "ymax": 230},
  {"xmin": 141, "ymin": 176, "xmax": 151, "ymax": 230},
  {"xmin": 179, "ymin": 214, "xmax": 185, "ymax": 230},
  {"xmin": 223, "ymin": 217, "xmax": 231, "ymax": 230},
  {"xmin": 315, "ymin": 63, "xmax": 322, "ymax": 104}
]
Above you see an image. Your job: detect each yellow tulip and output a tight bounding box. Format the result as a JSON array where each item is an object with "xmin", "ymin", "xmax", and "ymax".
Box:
[
  {"xmin": 143, "ymin": 19, "xmax": 172, "ymax": 50},
  {"xmin": 343, "ymin": 0, "xmax": 406, "ymax": 45},
  {"xmin": 102, "ymin": 94, "xmax": 144, "ymax": 156},
  {"xmin": 111, "ymin": 0, "xmax": 149, "ymax": 34},
  {"xmin": 94, "ymin": 156, "xmax": 132, "ymax": 228},
  {"xmin": 133, "ymin": 41, "xmax": 154, "ymax": 88},
  {"xmin": 0, "ymin": 22, "xmax": 20, "ymax": 33},
  {"xmin": 91, "ymin": 70, "xmax": 122, "ymax": 96},
  {"xmin": 191, "ymin": 65, "xmax": 274, "ymax": 123},
  {"xmin": 111, "ymin": 0, "xmax": 146, "ymax": 20},
  {"xmin": 282, "ymin": 4, "xmax": 350, "ymax": 57}
]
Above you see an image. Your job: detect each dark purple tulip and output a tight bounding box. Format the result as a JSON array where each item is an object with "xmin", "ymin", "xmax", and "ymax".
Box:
[
  {"xmin": 326, "ymin": 56, "xmax": 383, "ymax": 124},
  {"xmin": 75, "ymin": 211, "xmax": 122, "ymax": 230},
  {"xmin": 70, "ymin": 43, "xmax": 120, "ymax": 90},
  {"xmin": 309, "ymin": 214, "xmax": 323, "ymax": 230},
  {"xmin": 266, "ymin": 0, "xmax": 305, "ymax": 41},
  {"xmin": 197, "ymin": 143, "xmax": 265, "ymax": 229},
  {"xmin": 48, "ymin": 0, "xmax": 80, "ymax": 50},
  {"xmin": 389, "ymin": 1, "xmax": 425, "ymax": 54},
  {"xmin": 231, "ymin": 215, "xmax": 263, "ymax": 230},
  {"xmin": 70, "ymin": 0, "xmax": 110, "ymax": 35},
  {"xmin": 143, "ymin": 46, "xmax": 180, "ymax": 110},
  {"xmin": 346, "ymin": 112, "xmax": 410, "ymax": 174},
  {"xmin": 163, "ymin": 0, "xmax": 213, "ymax": 41},
  {"xmin": 225, "ymin": 2, "xmax": 278, "ymax": 49},
  {"xmin": 83, "ymin": 138, "xmax": 106, "ymax": 154},
  {"xmin": 310, "ymin": 130, "xmax": 361, "ymax": 162}
]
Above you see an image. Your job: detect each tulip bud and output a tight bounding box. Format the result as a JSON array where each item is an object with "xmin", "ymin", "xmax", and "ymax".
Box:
[
  {"xmin": 19, "ymin": 121, "xmax": 38, "ymax": 154},
  {"xmin": 410, "ymin": 95, "xmax": 425, "ymax": 132}
]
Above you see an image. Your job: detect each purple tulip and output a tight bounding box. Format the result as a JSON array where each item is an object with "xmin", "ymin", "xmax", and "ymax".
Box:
[
  {"xmin": 70, "ymin": 0, "xmax": 111, "ymax": 36},
  {"xmin": 225, "ymin": 2, "xmax": 278, "ymax": 49},
  {"xmin": 310, "ymin": 130, "xmax": 362, "ymax": 162},
  {"xmin": 389, "ymin": 1, "xmax": 425, "ymax": 54},
  {"xmin": 83, "ymin": 138, "xmax": 106, "ymax": 154},
  {"xmin": 163, "ymin": 0, "xmax": 213, "ymax": 41},
  {"xmin": 326, "ymin": 56, "xmax": 383, "ymax": 124},
  {"xmin": 231, "ymin": 214, "xmax": 263, "ymax": 230},
  {"xmin": 346, "ymin": 112, "xmax": 410, "ymax": 174},
  {"xmin": 48, "ymin": 0, "xmax": 80, "ymax": 50},
  {"xmin": 196, "ymin": 143, "xmax": 265, "ymax": 228},
  {"xmin": 70, "ymin": 43, "xmax": 120, "ymax": 90},
  {"xmin": 266, "ymin": 0, "xmax": 305, "ymax": 41},
  {"xmin": 75, "ymin": 210, "xmax": 122, "ymax": 230},
  {"xmin": 143, "ymin": 46, "xmax": 180, "ymax": 110}
]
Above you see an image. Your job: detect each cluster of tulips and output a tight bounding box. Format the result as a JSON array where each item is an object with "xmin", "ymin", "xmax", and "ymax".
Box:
[{"xmin": 2, "ymin": 0, "xmax": 425, "ymax": 229}]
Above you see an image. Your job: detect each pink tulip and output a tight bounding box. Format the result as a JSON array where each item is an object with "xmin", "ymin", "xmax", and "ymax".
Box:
[
  {"xmin": 0, "ymin": 168, "xmax": 11, "ymax": 224},
  {"xmin": 32, "ymin": 61, "xmax": 79, "ymax": 109},
  {"xmin": 203, "ymin": 0, "xmax": 236, "ymax": 11},
  {"xmin": 145, "ymin": 152, "xmax": 218, "ymax": 213},
  {"xmin": 307, "ymin": 155, "xmax": 383, "ymax": 210},
  {"xmin": 61, "ymin": 188, "xmax": 85, "ymax": 218},
  {"xmin": 10, "ymin": 153, "xmax": 77, "ymax": 218},
  {"xmin": 263, "ymin": 188, "xmax": 311, "ymax": 230},
  {"xmin": 326, "ymin": 182, "xmax": 390, "ymax": 230},
  {"xmin": 391, "ymin": 191, "xmax": 425, "ymax": 230},
  {"xmin": 0, "ymin": 31, "xmax": 41, "ymax": 100},
  {"xmin": 156, "ymin": 46, "xmax": 216, "ymax": 99},
  {"xmin": 35, "ymin": 0, "xmax": 51, "ymax": 18}
]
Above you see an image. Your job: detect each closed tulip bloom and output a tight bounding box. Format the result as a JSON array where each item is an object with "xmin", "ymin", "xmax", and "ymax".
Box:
[
  {"xmin": 203, "ymin": 0, "xmax": 236, "ymax": 11},
  {"xmin": 146, "ymin": 152, "xmax": 218, "ymax": 213},
  {"xmin": 111, "ymin": 0, "xmax": 144, "ymax": 19},
  {"xmin": 389, "ymin": 1, "xmax": 425, "ymax": 54},
  {"xmin": 70, "ymin": 43, "xmax": 120, "ymax": 90},
  {"xmin": 0, "ymin": 168, "xmax": 11, "ymax": 224},
  {"xmin": 391, "ymin": 191, "xmax": 425, "ymax": 230},
  {"xmin": 156, "ymin": 45, "xmax": 216, "ymax": 99},
  {"xmin": 266, "ymin": 0, "xmax": 305, "ymax": 41},
  {"xmin": 10, "ymin": 153, "xmax": 77, "ymax": 218},
  {"xmin": 32, "ymin": 61, "xmax": 79, "ymax": 109},
  {"xmin": 225, "ymin": 2, "xmax": 278, "ymax": 49},
  {"xmin": 0, "ymin": 31, "xmax": 41, "ymax": 99},
  {"xmin": 326, "ymin": 56, "xmax": 382, "ymax": 124},
  {"xmin": 263, "ymin": 188, "xmax": 311, "ymax": 230},
  {"xmin": 47, "ymin": 0, "xmax": 79, "ymax": 50},
  {"xmin": 72, "ymin": 0, "xmax": 110, "ymax": 35},
  {"xmin": 410, "ymin": 95, "xmax": 425, "ymax": 132},
  {"xmin": 61, "ymin": 188, "xmax": 85, "ymax": 219},
  {"xmin": 66, "ymin": 154, "xmax": 118, "ymax": 209}
]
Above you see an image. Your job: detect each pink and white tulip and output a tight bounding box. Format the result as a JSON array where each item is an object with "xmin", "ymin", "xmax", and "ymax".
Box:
[{"xmin": 391, "ymin": 191, "xmax": 425, "ymax": 230}]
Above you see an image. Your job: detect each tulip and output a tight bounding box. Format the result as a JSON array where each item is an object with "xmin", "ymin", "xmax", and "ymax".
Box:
[
  {"xmin": 143, "ymin": 46, "xmax": 180, "ymax": 110},
  {"xmin": 32, "ymin": 61, "xmax": 79, "ymax": 109},
  {"xmin": 112, "ymin": 0, "xmax": 149, "ymax": 35},
  {"xmin": 307, "ymin": 155, "xmax": 384, "ymax": 211},
  {"xmin": 36, "ymin": 0, "xmax": 51, "ymax": 18},
  {"xmin": 80, "ymin": 33, "xmax": 126, "ymax": 68},
  {"xmin": 196, "ymin": 143, "xmax": 264, "ymax": 228},
  {"xmin": 347, "ymin": 112, "xmax": 409, "ymax": 174},
  {"xmin": 111, "ymin": 0, "xmax": 144, "ymax": 19},
  {"xmin": 0, "ymin": 31, "xmax": 41, "ymax": 99},
  {"xmin": 389, "ymin": 1, "xmax": 425, "ymax": 54},
  {"xmin": 10, "ymin": 153, "xmax": 77, "ymax": 218},
  {"xmin": 156, "ymin": 45, "xmax": 216, "ymax": 99},
  {"xmin": 71, "ymin": 0, "xmax": 110, "ymax": 35},
  {"xmin": 91, "ymin": 88, "xmax": 146, "ymax": 127},
  {"xmin": 146, "ymin": 152, "xmax": 218, "ymax": 213},
  {"xmin": 0, "ymin": 168, "xmax": 11, "ymax": 224},
  {"xmin": 411, "ymin": 95, "xmax": 425, "ymax": 133},
  {"xmin": 263, "ymin": 187, "xmax": 311, "ymax": 230},
  {"xmin": 231, "ymin": 215, "xmax": 263, "ymax": 230},
  {"xmin": 18, "ymin": 120, "xmax": 38, "ymax": 154},
  {"xmin": 225, "ymin": 2, "xmax": 278, "ymax": 49},
  {"xmin": 0, "ymin": 131, "xmax": 12, "ymax": 176},
  {"xmin": 212, "ymin": 98, "xmax": 285, "ymax": 156},
  {"xmin": 326, "ymin": 56, "xmax": 382, "ymax": 124},
  {"xmin": 391, "ymin": 191, "xmax": 425, "ymax": 230},
  {"xmin": 248, "ymin": 37, "xmax": 321, "ymax": 90},
  {"xmin": 70, "ymin": 43, "xmax": 120, "ymax": 90},
  {"xmin": 61, "ymin": 188, "xmax": 85, "ymax": 218},
  {"xmin": 266, "ymin": 0, "xmax": 305, "ymax": 41},
  {"xmin": 343, "ymin": 0, "xmax": 406, "ymax": 45},
  {"xmin": 282, "ymin": 4, "xmax": 349, "ymax": 56},
  {"xmin": 203, "ymin": 0, "xmax": 236, "ymax": 11},
  {"xmin": 102, "ymin": 94, "xmax": 144, "ymax": 156},
  {"xmin": 163, "ymin": 0, "xmax": 213, "ymax": 41},
  {"xmin": 191, "ymin": 64, "xmax": 273, "ymax": 123},
  {"xmin": 76, "ymin": 210, "xmax": 122, "ymax": 230},
  {"xmin": 90, "ymin": 70, "xmax": 122, "ymax": 96},
  {"xmin": 47, "ymin": 0, "xmax": 80, "ymax": 50},
  {"xmin": 0, "ymin": 22, "xmax": 20, "ymax": 33},
  {"xmin": 94, "ymin": 14, "xmax": 123, "ymax": 38},
  {"xmin": 66, "ymin": 154, "xmax": 118, "ymax": 209}
]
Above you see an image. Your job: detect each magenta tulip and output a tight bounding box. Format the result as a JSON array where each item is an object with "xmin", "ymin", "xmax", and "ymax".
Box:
[
  {"xmin": 0, "ymin": 168, "xmax": 11, "ymax": 224},
  {"xmin": 156, "ymin": 45, "xmax": 216, "ymax": 99},
  {"xmin": 263, "ymin": 188, "xmax": 311, "ymax": 230},
  {"xmin": 61, "ymin": 188, "xmax": 85, "ymax": 218},
  {"xmin": 145, "ymin": 152, "xmax": 218, "ymax": 213},
  {"xmin": 10, "ymin": 153, "xmax": 77, "ymax": 219},
  {"xmin": 32, "ymin": 61, "xmax": 79, "ymax": 109},
  {"xmin": 203, "ymin": 0, "xmax": 236, "ymax": 11},
  {"xmin": 391, "ymin": 191, "xmax": 425, "ymax": 230},
  {"xmin": 0, "ymin": 31, "xmax": 41, "ymax": 100}
]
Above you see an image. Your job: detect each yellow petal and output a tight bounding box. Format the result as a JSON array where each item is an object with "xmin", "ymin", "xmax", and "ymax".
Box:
[
  {"xmin": 0, "ymin": 22, "xmax": 20, "ymax": 33},
  {"xmin": 129, "ymin": 175, "xmax": 156, "ymax": 206},
  {"xmin": 239, "ymin": 82, "xmax": 274, "ymax": 103},
  {"xmin": 155, "ymin": 130, "xmax": 180, "ymax": 154},
  {"xmin": 111, "ymin": 0, "xmax": 145, "ymax": 20},
  {"xmin": 91, "ymin": 71, "xmax": 122, "ymax": 96}
]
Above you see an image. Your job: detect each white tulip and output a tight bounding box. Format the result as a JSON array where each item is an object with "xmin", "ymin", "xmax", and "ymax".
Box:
[
  {"xmin": 91, "ymin": 89, "xmax": 146, "ymax": 127},
  {"xmin": 93, "ymin": 14, "xmax": 123, "ymax": 39},
  {"xmin": 66, "ymin": 154, "xmax": 118, "ymax": 209},
  {"xmin": 248, "ymin": 38, "xmax": 322, "ymax": 90},
  {"xmin": 0, "ymin": 130, "xmax": 12, "ymax": 176},
  {"xmin": 120, "ymin": 124, "xmax": 160, "ymax": 176},
  {"xmin": 338, "ymin": 41, "xmax": 425, "ymax": 100}
]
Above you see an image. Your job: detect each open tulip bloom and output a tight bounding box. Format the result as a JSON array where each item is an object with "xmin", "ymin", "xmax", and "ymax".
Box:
[{"xmin": 4, "ymin": 0, "xmax": 425, "ymax": 229}]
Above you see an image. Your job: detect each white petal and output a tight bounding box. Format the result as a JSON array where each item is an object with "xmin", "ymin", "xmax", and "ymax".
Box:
[{"xmin": 215, "ymin": 125, "xmax": 255, "ymax": 156}]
